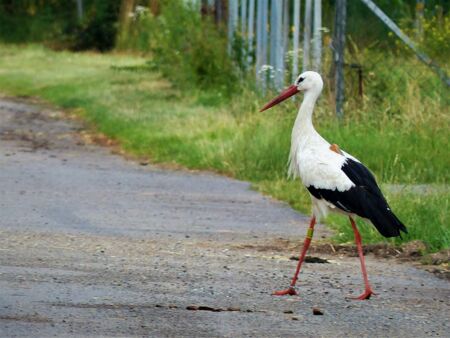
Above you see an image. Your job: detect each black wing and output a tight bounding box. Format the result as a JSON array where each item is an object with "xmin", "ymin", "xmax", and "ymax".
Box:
[{"xmin": 307, "ymin": 158, "xmax": 407, "ymax": 238}]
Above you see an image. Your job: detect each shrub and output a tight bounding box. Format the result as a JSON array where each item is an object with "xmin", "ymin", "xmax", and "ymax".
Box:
[
  {"xmin": 69, "ymin": 1, "xmax": 121, "ymax": 52},
  {"xmin": 0, "ymin": 0, "xmax": 120, "ymax": 52},
  {"xmin": 121, "ymin": 1, "xmax": 239, "ymax": 97}
]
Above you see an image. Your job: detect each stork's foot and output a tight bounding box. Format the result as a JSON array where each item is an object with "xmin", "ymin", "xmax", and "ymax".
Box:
[
  {"xmin": 272, "ymin": 287, "xmax": 298, "ymax": 296},
  {"xmin": 351, "ymin": 288, "xmax": 376, "ymax": 300}
]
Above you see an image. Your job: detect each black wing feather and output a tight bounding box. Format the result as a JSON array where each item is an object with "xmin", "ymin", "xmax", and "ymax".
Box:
[{"xmin": 307, "ymin": 158, "xmax": 407, "ymax": 238}]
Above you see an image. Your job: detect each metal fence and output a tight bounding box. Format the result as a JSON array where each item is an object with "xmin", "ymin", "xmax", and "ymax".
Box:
[{"xmin": 196, "ymin": 0, "xmax": 449, "ymax": 116}]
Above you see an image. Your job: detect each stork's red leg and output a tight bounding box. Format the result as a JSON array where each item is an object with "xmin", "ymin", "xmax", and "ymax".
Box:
[
  {"xmin": 349, "ymin": 217, "xmax": 376, "ymax": 300},
  {"xmin": 273, "ymin": 216, "xmax": 316, "ymax": 296}
]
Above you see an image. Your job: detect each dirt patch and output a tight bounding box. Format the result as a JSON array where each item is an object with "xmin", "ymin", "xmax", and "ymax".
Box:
[
  {"xmin": 0, "ymin": 129, "xmax": 50, "ymax": 151},
  {"xmin": 232, "ymin": 239, "xmax": 402, "ymax": 258},
  {"xmin": 290, "ymin": 256, "xmax": 330, "ymax": 263},
  {"xmin": 424, "ymin": 249, "xmax": 450, "ymax": 265}
]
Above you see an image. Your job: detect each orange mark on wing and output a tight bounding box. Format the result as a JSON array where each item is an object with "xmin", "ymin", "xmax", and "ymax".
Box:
[{"xmin": 330, "ymin": 143, "xmax": 343, "ymax": 155}]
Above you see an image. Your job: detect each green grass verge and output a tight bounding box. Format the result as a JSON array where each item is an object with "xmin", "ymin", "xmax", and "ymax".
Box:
[
  {"xmin": 0, "ymin": 44, "xmax": 448, "ymax": 252},
  {"xmin": 255, "ymin": 180, "xmax": 449, "ymax": 252}
]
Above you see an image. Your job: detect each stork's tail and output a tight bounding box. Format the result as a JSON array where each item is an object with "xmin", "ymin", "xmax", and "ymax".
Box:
[{"xmin": 364, "ymin": 203, "xmax": 407, "ymax": 238}]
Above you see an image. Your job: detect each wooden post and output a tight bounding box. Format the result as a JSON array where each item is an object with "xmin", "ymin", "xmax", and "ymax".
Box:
[
  {"xmin": 303, "ymin": 0, "xmax": 312, "ymax": 71},
  {"xmin": 292, "ymin": 0, "xmax": 301, "ymax": 81},
  {"xmin": 117, "ymin": 0, "xmax": 136, "ymax": 48},
  {"xmin": 334, "ymin": 0, "xmax": 346, "ymax": 119},
  {"xmin": 201, "ymin": 0, "xmax": 211, "ymax": 16},
  {"xmin": 312, "ymin": 0, "xmax": 322, "ymax": 72},
  {"xmin": 149, "ymin": 0, "xmax": 160, "ymax": 16}
]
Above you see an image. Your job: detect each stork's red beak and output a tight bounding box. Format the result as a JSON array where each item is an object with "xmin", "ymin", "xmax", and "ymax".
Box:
[{"xmin": 259, "ymin": 85, "xmax": 300, "ymax": 112}]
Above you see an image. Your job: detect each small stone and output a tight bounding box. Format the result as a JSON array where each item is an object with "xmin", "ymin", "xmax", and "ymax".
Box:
[
  {"xmin": 186, "ymin": 305, "xmax": 199, "ymax": 310},
  {"xmin": 227, "ymin": 307, "xmax": 240, "ymax": 312},
  {"xmin": 291, "ymin": 316, "xmax": 299, "ymax": 321},
  {"xmin": 283, "ymin": 310, "xmax": 294, "ymax": 314},
  {"xmin": 312, "ymin": 307, "xmax": 324, "ymax": 315}
]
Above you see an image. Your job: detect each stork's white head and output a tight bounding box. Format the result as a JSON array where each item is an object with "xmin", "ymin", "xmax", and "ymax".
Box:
[
  {"xmin": 294, "ymin": 71, "xmax": 323, "ymax": 93},
  {"xmin": 260, "ymin": 71, "xmax": 323, "ymax": 112}
]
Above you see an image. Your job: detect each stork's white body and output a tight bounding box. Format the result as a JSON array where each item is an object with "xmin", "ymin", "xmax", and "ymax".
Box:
[
  {"xmin": 287, "ymin": 79, "xmax": 357, "ymax": 221},
  {"xmin": 261, "ymin": 71, "xmax": 406, "ymax": 299},
  {"xmin": 261, "ymin": 71, "xmax": 405, "ymax": 238}
]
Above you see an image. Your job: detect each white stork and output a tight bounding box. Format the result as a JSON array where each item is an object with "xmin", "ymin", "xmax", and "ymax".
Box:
[{"xmin": 260, "ymin": 71, "xmax": 407, "ymax": 300}]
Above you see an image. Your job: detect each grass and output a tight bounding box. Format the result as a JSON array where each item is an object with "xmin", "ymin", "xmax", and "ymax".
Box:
[
  {"xmin": 0, "ymin": 44, "xmax": 448, "ymax": 252},
  {"xmin": 255, "ymin": 179, "xmax": 449, "ymax": 252}
]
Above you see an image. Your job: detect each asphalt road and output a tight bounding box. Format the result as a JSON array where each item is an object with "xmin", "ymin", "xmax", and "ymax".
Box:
[{"xmin": 0, "ymin": 97, "xmax": 448, "ymax": 337}]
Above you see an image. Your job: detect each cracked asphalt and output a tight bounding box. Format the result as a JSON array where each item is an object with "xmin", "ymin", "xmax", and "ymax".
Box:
[{"xmin": 0, "ymin": 97, "xmax": 448, "ymax": 337}]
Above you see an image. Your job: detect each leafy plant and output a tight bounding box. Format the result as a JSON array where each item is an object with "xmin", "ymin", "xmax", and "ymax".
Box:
[{"xmin": 118, "ymin": 0, "xmax": 239, "ymax": 97}]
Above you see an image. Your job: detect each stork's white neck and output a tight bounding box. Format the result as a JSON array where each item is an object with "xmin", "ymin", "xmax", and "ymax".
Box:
[
  {"xmin": 288, "ymin": 88, "xmax": 322, "ymax": 178},
  {"xmin": 293, "ymin": 89, "xmax": 321, "ymax": 136}
]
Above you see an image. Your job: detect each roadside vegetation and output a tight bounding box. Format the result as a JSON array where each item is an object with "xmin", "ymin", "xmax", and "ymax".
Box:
[
  {"xmin": 0, "ymin": 43, "xmax": 447, "ymax": 252},
  {"xmin": 0, "ymin": 1, "xmax": 448, "ymax": 253}
]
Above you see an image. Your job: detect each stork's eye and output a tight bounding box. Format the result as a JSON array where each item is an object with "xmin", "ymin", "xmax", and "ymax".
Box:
[{"xmin": 295, "ymin": 77, "xmax": 305, "ymax": 86}]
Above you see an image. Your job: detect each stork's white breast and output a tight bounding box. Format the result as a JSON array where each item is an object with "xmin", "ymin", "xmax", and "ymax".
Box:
[{"xmin": 296, "ymin": 146, "xmax": 356, "ymax": 192}]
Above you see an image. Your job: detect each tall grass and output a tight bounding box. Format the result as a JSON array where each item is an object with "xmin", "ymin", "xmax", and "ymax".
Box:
[{"xmin": 0, "ymin": 44, "xmax": 448, "ymax": 252}]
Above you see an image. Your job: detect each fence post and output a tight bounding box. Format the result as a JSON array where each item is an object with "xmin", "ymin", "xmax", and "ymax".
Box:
[
  {"xmin": 312, "ymin": 0, "xmax": 322, "ymax": 72},
  {"xmin": 261, "ymin": 0, "xmax": 269, "ymax": 92},
  {"xmin": 275, "ymin": 1, "xmax": 284, "ymax": 90},
  {"xmin": 228, "ymin": 0, "xmax": 238, "ymax": 55},
  {"xmin": 270, "ymin": 0, "xmax": 277, "ymax": 87},
  {"xmin": 281, "ymin": 0, "xmax": 289, "ymax": 88},
  {"xmin": 214, "ymin": 0, "xmax": 224, "ymax": 24},
  {"xmin": 241, "ymin": 0, "xmax": 247, "ymax": 36},
  {"xmin": 303, "ymin": 0, "xmax": 312, "ymax": 71},
  {"xmin": 292, "ymin": 0, "xmax": 301, "ymax": 81},
  {"xmin": 256, "ymin": 0, "xmax": 263, "ymax": 78},
  {"xmin": 240, "ymin": 0, "xmax": 247, "ymax": 66},
  {"xmin": 415, "ymin": 0, "xmax": 425, "ymax": 40},
  {"xmin": 247, "ymin": 0, "xmax": 255, "ymax": 67},
  {"xmin": 76, "ymin": 0, "xmax": 83, "ymax": 20},
  {"xmin": 256, "ymin": 0, "xmax": 268, "ymax": 93},
  {"xmin": 334, "ymin": 0, "xmax": 346, "ymax": 119}
]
